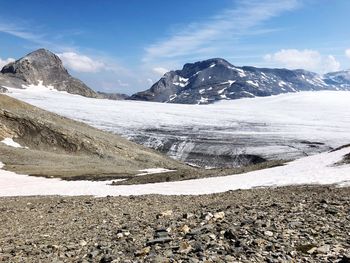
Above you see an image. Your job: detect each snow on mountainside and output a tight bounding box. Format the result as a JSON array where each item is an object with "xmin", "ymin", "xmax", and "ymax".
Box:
[
  {"xmin": 130, "ymin": 58, "xmax": 350, "ymax": 104},
  {"xmin": 324, "ymin": 70, "xmax": 350, "ymax": 88},
  {"xmin": 0, "ymin": 49, "xmax": 97, "ymax": 98},
  {"xmin": 6, "ymin": 86, "xmax": 350, "ymax": 168}
]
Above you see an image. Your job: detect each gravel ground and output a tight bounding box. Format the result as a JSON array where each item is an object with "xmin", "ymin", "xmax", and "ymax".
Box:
[{"xmin": 0, "ymin": 185, "xmax": 349, "ymax": 263}]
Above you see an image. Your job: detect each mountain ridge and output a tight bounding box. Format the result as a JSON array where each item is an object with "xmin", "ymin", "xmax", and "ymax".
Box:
[{"xmin": 130, "ymin": 58, "xmax": 350, "ymax": 104}]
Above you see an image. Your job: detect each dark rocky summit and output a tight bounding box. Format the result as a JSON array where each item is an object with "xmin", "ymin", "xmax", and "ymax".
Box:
[
  {"xmin": 130, "ymin": 58, "xmax": 350, "ymax": 104},
  {"xmin": 0, "ymin": 186, "xmax": 349, "ymax": 262},
  {"xmin": 0, "ymin": 49, "xmax": 97, "ymax": 98}
]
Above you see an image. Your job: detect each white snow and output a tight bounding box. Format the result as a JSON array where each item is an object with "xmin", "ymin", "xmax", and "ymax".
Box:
[
  {"xmin": 198, "ymin": 97, "xmax": 208, "ymax": 104},
  {"xmin": 172, "ymin": 76, "xmax": 189, "ymax": 87},
  {"xmin": 22, "ymin": 80, "xmax": 57, "ymax": 92},
  {"xmin": 217, "ymin": 88, "xmax": 227, "ymax": 94},
  {"xmin": 220, "ymin": 80, "xmax": 235, "ymax": 85},
  {"xmin": 137, "ymin": 168, "xmax": 175, "ymax": 176},
  {"xmin": 178, "ymin": 77, "xmax": 189, "ymax": 82},
  {"xmin": 227, "ymin": 66, "xmax": 246, "ymax": 77},
  {"xmin": 0, "ymin": 147, "xmax": 349, "ymax": 197},
  {"xmin": 209, "ymin": 64, "xmax": 216, "ymax": 68},
  {"xmin": 278, "ymin": 81, "xmax": 287, "ymax": 87},
  {"xmin": 5, "ymin": 88, "xmax": 350, "ymax": 159},
  {"xmin": 246, "ymin": 80, "xmax": 259, "ymax": 87},
  {"xmin": 167, "ymin": 94, "xmax": 177, "ymax": 102},
  {"xmin": 1, "ymin": 138, "xmax": 23, "ymax": 148},
  {"xmin": 172, "ymin": 82, "xmax": 188, "ymax": 87},
  {"xmin": 235, "ymin": 68, "xmax": 246, "ymax": 77},
  {"xmin": 199, "ymin": 89, "xmax": 206, "ymax": 94}
]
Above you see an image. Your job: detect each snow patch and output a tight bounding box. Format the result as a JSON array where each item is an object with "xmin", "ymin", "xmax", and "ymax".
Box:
[
  {"xmin": 136, "ymin": 168, "xmax": 176, "ymax": 176},
  {"xmin": 246, "ymin": 80, "xmax": 259, "ymax": 87},
  {"xmin": 218, "ymin": 88, "xmax": 227, "ymax": 94},
  {"xmin": 0, "ymin": 147, "xmax": 349, "ymax": 197},
  {"xmin": 1, "ymin": 138, "xmax": 24, "ymax": 148},
  {"xmin": 278, "ymin": 81, "xmax": 287, "ymax": 87},
  {"xmin": 198, "ymin": 97, "xmax": 208, "ymax": 104},
  {"xmin": 220, "ymin": 80, "xmax": 235, "ymax": 85},
  {"xmin": 22, "ymin": 80, "xmax": 56, "ymax": 92}
]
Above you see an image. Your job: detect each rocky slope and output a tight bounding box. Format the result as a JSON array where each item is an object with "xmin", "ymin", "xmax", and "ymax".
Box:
[
  {"xmin": 0, "ymin": 49, "xmax": 97, "ymax": 97},
  {"xmin": 0, "ymin": 186, "xmax": 349, "ymax": 262},
  {"xmin": 130, "ymin": 58, "xmax": 350, "ymax": 104},
  {"xmin": 97, "ymin": 91, "xmax": 129, "ymax": 100},
  {"xmin": 0, "ymin": 94, "xmax": 190, "ymax": 179}
]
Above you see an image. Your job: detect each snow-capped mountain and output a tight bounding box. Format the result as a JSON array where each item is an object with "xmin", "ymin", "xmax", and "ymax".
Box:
[
  {"xmin": 130, "ymin": 58, "xmax": 350, "ymax": 104},
  {"xmin": 323, "ymin": 70, "xmax": 350, "ymax": 89},
  {"xmin": 0, "ymin": 49, "xmax": 97, "ymax": 98}
]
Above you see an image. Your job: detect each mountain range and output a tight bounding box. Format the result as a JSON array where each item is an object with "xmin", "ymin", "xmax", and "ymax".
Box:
[
  {"xmin": 130, "ymin": 58, "xmax": 350, "ymax": 104},
  {"xmin": 1, "ymin": 49, "xmax": 350, "ymax": 104}
]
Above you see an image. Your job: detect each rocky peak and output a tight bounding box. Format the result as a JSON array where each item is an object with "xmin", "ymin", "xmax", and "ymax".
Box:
[
  {"xmin": 0, "ymin": 49, "xmax": 97, "ymax": 98},
  {"xmin": 1, "ymin": 49, "xmax": 67, "ymax": 84}
]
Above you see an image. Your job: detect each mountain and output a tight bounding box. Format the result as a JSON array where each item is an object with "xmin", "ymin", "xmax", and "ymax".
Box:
[
  {"xmin": 323, "ymin": 70, "xmax": 350, "ymax": 88},
  {"xmin": 96, "ymin": 91, "xmax": 129, "ymax": 100},
  {"xmin": 130, "ymin": 58, "xmax": 350, "ymax": 104},
  {"xmin": 0, "ymin": 49, "xmax": 97, "ymax": 98}
]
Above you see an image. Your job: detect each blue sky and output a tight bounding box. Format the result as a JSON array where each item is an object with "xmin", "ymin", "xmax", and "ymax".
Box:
[{"xmin": 0, "ymin": 0, "xmax": 349, "ymax": 94}]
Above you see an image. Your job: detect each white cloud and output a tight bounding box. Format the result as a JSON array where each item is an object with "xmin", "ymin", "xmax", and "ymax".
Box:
[
  {"xmin": 117, "ymin": 80, "xmax": 129, "ymax": 87},
  {"xmin": 143, "ymin": 0, "xmax": 299, "ymax": 63},
  {"xmin": 152, "ymin": 67, "xmax": 169, "ymax": 75},
  {"xmin": 0, "ymin": 57, "xmax": 15, "ymax": 69},
  {"xmin": 57, "ymin": 52, "xmax": 106, "ymax": 73},
  {"xmin": 147, "ymin": 78, "xmax": 154, "ymax": 85},
  {"xmin": 264, "ymin": 49, "xmax": 340, "ymax": 73},
  {"xmin": 346, "ymin": 49, "xmax": 350, "ymax": 59}
]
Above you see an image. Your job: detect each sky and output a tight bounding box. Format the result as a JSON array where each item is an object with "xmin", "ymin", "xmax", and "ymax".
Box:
[{"xmin": 0, "ymin": 0, "xmax": 349, "ymax": 94}]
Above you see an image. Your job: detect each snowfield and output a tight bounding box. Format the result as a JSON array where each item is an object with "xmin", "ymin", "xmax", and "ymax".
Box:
[
  {"xmin": 0, "ymin": 146, "xmax": 349, "ymax": 197},
  {"xmin": 5, "ymin": 86, "xmax": 350, "ymax": 167},
  {"xmin": 1, "ymin": 87, "xmax": 350, "ymax": 196}
]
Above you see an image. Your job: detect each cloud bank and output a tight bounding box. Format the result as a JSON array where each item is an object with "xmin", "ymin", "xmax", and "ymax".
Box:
[
  {"xmin": 264, "ymin": 49, "xmax": 340, "ymax": 73},
  {"xmin": 57, "ymin": 52, "xmax": 107, "ymax": 73}
]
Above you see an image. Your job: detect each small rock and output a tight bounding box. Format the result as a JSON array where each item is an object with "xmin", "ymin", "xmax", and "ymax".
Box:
[
  {"xmin": 179, "ymin": 241, "xmax": 192, "ymax": 254},
  {"xmin": 264, "ymin": 231, "xmax": 274, "ymax": 237},
  {"xmin": 180, "ymin": 225, "xmax": 191, "ymax": 234},
  {"xmin": 316, "ymin": 245, "xmax": 330, "ymax": 254},
  {"xmin": 146, "ymin": 237, "xmax": 172, "ymax": 246},
  {"xmin": 79, "ymin": 240, "xmax": 87, "ymax": 246},
  {"xmin": 183, "ymin": 213, "xmax": 195, "ymax": 219},
  {"xmin": 157, "ymin": 210, "xmax": 173, "ymax": 218},
  {"xmin": 134, "ymin": 246, "xmax": 150, "ymax": 257},
  {"xmin": 213, "ymin": 211, "xmax": 225, "ymax": 220},
  {"xmin": 307, "ymin": 247, "xmax": 317, "ymax": 254},
  {"xmin": 203, "ymin": 212, "xmax": 214, "ymax": 221}
]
